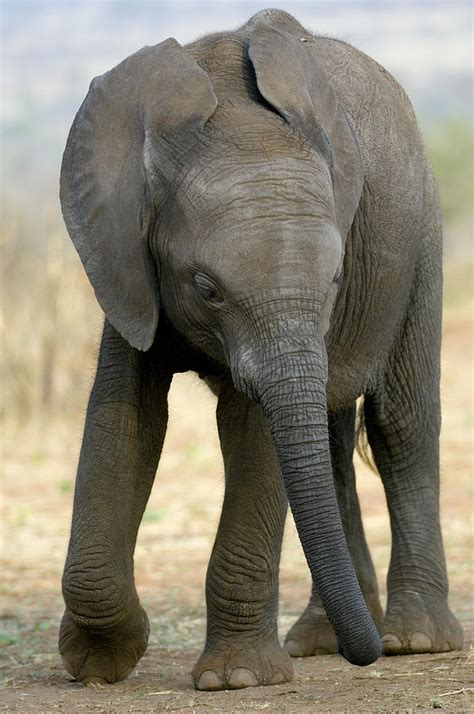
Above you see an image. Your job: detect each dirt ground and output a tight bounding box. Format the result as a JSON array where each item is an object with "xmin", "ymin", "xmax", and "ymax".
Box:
[{"xmin": 1, "ymin": 266, "xmax": 473, "ymax": 712}]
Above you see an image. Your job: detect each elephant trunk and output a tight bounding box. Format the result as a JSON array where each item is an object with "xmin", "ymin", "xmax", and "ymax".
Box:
[{"xmin": 237, "ymin": 334, "xmax": 381, "ymax": 666}]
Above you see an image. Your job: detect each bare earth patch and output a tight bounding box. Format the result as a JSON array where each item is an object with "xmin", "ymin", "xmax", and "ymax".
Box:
[{"xmin": 2, "ymin": 276, "xmax": 473, "ymax": 712}]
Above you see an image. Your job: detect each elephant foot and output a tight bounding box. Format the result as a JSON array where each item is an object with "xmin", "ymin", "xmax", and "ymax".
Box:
[
  {"xmin": 59, "ymin": 603, "xmax": 149, "ymax": 684},
  {"xmin": 382, "ymin": 590, "xmax": 464, "ymax": 655},
  {"xmin": 284, "ymin": 604, "xmax": 338, "ymax": 656},
  {"xmin": 284, "ymin": 594, "xmax": 383, "ymax": 657},
  {"xmin": 192, "ymin": 637, "xmax": 293, "ymax": 690}
]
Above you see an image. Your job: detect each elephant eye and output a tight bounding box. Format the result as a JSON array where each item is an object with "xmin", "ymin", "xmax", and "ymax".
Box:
[{"xmin": 193, "ymin": 273, "xmax": 224, "ymax": 306}]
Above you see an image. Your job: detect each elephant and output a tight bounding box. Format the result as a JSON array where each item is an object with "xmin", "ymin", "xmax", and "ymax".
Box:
[{"xmin": 58, "ymin": 9, "xmax": 463, "ymax": 691}]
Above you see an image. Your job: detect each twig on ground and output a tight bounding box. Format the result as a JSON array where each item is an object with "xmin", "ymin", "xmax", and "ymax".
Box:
[{"xmin": 436, "ymin": 687, "xmax": 473, "ymax": 698}]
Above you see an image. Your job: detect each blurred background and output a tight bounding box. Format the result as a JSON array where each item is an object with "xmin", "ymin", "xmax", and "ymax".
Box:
[
  {"xmin": 1, "ymin": 0, "xmax": 472, "ymax": 428},
  {"xmin": 1, "ymin": 1, "xmax": 473, "ymax": 708}
]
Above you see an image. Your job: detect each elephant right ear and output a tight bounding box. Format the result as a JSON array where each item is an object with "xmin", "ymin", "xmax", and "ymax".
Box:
[{"xmin": 60, "ymin": 40, "xmax": 217, "ymax": 350}]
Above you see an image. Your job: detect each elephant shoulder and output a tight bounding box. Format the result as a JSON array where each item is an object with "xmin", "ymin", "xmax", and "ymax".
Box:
[
  {"xmin": 310, "ymin": 37, "xmax": 427, "ymax": 222},
  {"xmin": 309, "ymin": 36, "xmax": 417, "ymax": 129}
]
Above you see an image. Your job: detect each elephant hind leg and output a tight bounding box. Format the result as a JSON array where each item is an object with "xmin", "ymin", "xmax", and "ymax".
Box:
[{"xmin": 284, "ymin": 403, "xmax": 383, "ymax": 657}]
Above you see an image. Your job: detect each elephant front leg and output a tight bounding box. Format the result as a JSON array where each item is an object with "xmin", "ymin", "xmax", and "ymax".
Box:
[
  {"xmin": 192, "ymin": 379, "xmax": 292, "ymax": 691},
  {"xmin": 60, "ymin": 321, "xmax": 171, "ymax": 684}
]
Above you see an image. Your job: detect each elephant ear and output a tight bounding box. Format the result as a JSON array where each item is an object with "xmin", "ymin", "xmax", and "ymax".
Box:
[
  {"xmin": 60, "ymin": 39, "xmax": 217, "ymax": 350},
  {"xmin": 248, "ymin": 24, "xmax": 363, "ymax": 239}
]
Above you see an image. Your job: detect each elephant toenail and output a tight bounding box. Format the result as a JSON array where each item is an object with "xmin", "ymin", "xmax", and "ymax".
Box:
[
  {"xmin": 83, "ymin": 676, "xmax": 109, "ymax": 686},
  {"xmin": 196, "ymin": 670, "xmax": 222, "ymax": 690},
  {"xmin": 228, "ymin": 667, "xmax": 258, "ymax": 689},
  {"xmin": 284, "ymin": 640, "xmax": 304, "ymax": 657},
  {"xmin": 441, "ymin": 642, "xmax": 450, "ymax": 652},
  {"xmin": 409, "ymin": 632, "xmax": 432, "ymax": 652},
  {"xmin": 314, "ymin": 648, "xmax": 330, "ymax": 655},
  {"xmin": 382, "ymin": 633, "xmax": 402, "ymax": 653},
  {"xmin": 270, "ymin": 671, "xmax": 286, "ymax": 684}
]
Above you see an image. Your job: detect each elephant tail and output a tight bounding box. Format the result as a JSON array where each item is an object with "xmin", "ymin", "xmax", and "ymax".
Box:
[{"xmin": 355, "ymin": 398, "xmax": 378, "ymax": 475}]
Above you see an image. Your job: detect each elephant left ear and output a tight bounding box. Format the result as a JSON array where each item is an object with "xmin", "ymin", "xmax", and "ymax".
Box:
[{"xmin": 248, "ymin": 24, "xmax": 363, "ymax": 238}]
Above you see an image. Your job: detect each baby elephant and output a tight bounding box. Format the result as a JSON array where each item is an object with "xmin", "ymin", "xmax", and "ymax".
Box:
[{"xmin": 59, "ymin": 9, "xmax": 463, "ymax": 690}]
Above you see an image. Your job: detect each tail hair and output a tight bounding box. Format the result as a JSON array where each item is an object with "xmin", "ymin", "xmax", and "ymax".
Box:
[{"xmin": 355, "ymin": 398, "xmax": 378, "ymax": 474}]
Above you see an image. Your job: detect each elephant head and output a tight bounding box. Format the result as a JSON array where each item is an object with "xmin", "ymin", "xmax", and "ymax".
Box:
[{"xmin": 60, "ymin": 16, "xmax": 381, "ymax": 666}]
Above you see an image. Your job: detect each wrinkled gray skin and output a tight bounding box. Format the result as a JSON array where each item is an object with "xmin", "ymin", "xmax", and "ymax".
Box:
[{"xmin": 59, "ymin": 10, "xmax": 463, "ymax": 690}]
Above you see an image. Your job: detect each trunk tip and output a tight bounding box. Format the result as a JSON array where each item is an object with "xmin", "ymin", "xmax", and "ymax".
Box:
[{"xmin": 339, "ymin": 631, "xmax": 382, "ymax": 667}]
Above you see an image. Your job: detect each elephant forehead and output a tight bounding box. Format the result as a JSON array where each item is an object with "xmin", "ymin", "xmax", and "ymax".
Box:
[
  {"xmin": 178, "ymin": 153, "xmax": 334, "ymax": 215},
  {"xmin": 167, "ymin": 210, "xmax": 342, "ymax": 300},
  {"xmin": 159, "ymin": 148, "xmax": 340, "ymax": 295},
  {"xmin": 204, "ymin": 220, "xmax": 342, "ymax": 289}
]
